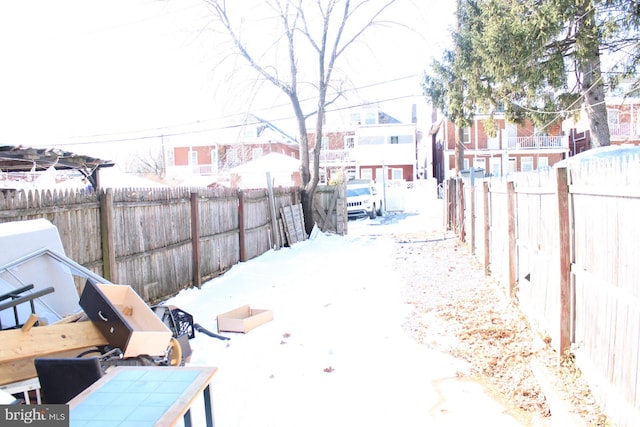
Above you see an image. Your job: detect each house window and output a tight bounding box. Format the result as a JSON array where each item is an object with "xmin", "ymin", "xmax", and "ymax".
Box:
[
  {"xmin": 390, "ymin": 136, "xmax": 398, "ymax": 144},
  {"xmin": 226, "ymin": 148, "xmax": 239, "ymax": 166},
  {"xmin": 321, "ymin": 136, "xmax": 329, "ymax": 150},
  {"xmin": 507, "ymin": 158, "xmax": 517, "ymax": 173},
  {"xmin": 463, "ymin": 127, "xmax": 470, "ymax": 145},
  {"xmin": 608, "ymin": 109, "xmax": 620, "ymax": 135},
  {"xmin": 189, "ymin": 150, "xmax": 198, "ymax": 166},
  {"xmin": 473, "ymin": 158, "xmax": 486, "ymax": 171},
  {"xmin": 210, "ymin": 149, "xmax": 218, "ymax": 174},
  {"xmin": 489, "ymin": 157, "xmax": 501, "ymax": 176},
  {"xmin": 521, "ymin": 156, "xmax": 534, "ymax": 172},
  {"xmin": 360, "ymin": 168, "xmax": 373, "ymax": 180},
  {"xmin": 391, "ymin": 168, "xmax": 403, "ymax": 180},
  {"xmin": 365, "ymin": 112, "xmax": 376, "ymax": 125},
  {"xmin": 350, "ymin": 112, "xmax": 361, "ymax": 125},
  {"xmin": 252, "ymin": 147, "xmax": 263, "ymax": 159},
  {"xmin": 345, "ymin": 136, "xmax": 355, "ymax": 149},
  {"xmin": 463, "ymin": 158, "xmax": 470, "ymax": 170},
  {"xmin": 358, "ymin": 136, "xmax": 384, "ymax": 145},
  {"xmin": 537, "ymin": 156, "xmax": 549, "ymax": 169}
]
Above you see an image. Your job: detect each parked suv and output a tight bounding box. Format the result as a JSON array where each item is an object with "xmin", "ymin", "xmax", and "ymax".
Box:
[{"xmin": 346, "ymin": 179, "xmax": 383, "ymax": 219}]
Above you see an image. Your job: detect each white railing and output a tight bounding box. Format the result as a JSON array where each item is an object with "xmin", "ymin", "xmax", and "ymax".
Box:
[
  {"xmin": 318, "ymin": 149, "xmax": 353, "ymax": 163},
  {"xmin": 609, "ymin": 123, "xmax": 640, "ymax": 137},
  {"xmin": 506, "ymin": 135, "xmax": 567, "ymax": 150}
]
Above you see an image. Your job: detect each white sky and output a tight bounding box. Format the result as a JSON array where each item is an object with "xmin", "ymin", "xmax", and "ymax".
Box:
[{"xmin": 0, "ymin": 0, "xmax": 455, "ymax": 162}]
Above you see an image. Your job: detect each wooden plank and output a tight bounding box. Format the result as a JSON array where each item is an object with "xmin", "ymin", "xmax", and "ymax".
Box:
[
  {"xmin": 279, "ymin": 207, "xmax": 294, "ymax": 245},
  {"xmin": 191, "ymin": 192, "xmax": 201, "ymax": 288},
  {"xmin": 470, "ymin": 184, "xmax": 476, "ymax": 255},
  {"xmin": 277, "ymin": 218, "xmax": 287, "ymax": 247},
  {"xmin": 294, "ymin": 204, "xmax": 306, "ymax": 241},
  {"xmin": 99, "ymin": 189, "xmax": 116, "ymax": 282},
  {"xmin": 483, "ymin": 181, "xmax": 490, "ymax": 276},
  {"xmin": 556, "ymin": 166, "xmax": 571, "ymax": 363},
  {"xmin": 507, "ymin": 181, "xmax": 516, "ymax": 297},
  {"xmin": 282, "ymin": 205, "xmax": 301, "ymax": 244},
  {"xmin": 0, "ymin": 321, "xmax": 108, "ymax": 364}
]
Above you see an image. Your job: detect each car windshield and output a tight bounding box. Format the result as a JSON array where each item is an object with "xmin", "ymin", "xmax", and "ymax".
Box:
[{"xmin": 347, "ymin": 187, "xmax": 371, "ymax": 197}]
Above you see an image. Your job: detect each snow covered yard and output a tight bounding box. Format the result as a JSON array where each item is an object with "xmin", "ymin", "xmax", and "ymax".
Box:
[
  {"xmin": 165, "ymin": 189, "xmax": 608, "ymax": 427},
  {"xmin": 167, "ymin": 227, "xmax": 466, "ymax": 426}
]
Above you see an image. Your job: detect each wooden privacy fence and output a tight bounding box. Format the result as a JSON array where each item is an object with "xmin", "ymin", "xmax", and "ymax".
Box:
[
  {"xmin": 446, "ymin": 154, "xmax": 640, "ymax": 427},
  {"xmin": 0, "ymin": 183, "xmax": 345, "ymax": 304}
]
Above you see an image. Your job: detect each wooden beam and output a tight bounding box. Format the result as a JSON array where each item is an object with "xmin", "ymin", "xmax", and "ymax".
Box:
[
  {"xmin": 470, "ymin": 183, "xmax": 476, "ymax": 255},
  {"xmin": 507, "ymin": 181, "xmax": 516, "ymax": 297},
  {"xmin": 0, "ymin": 322, "xmax": 107, "ymax": 364},
  {"xmin": 190, "ymin": 192, "xmax": 202, "ymax": 289},
  {"xmin": 483, "ymin": 181, "xmax": 490, "ymax": 276},
  {"xmin": 556, "ymin": 166, "xmax": 572, "ymax": 363},
  {"xmin": 99, "ymin": 189, "xmax": 116, "ymax": 282},
  {"xmin": 238, "ymin": 190, "xmax": 246, "ymax": 262}
]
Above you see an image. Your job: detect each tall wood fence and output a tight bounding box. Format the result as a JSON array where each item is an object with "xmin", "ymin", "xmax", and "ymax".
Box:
[
  {"xmin": 446, "ymin": 155, "xmax": 640, "ymax": 427},
  {"xmin": 0, "ymin": 183, "xmax": 345, "ymax": 303}
]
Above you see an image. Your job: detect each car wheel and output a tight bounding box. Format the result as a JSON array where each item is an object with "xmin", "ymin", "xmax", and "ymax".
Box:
[
  {"xmin": 376, "ymin": 203, "xmax": 382, "ymax": 216},
  {"xmin": 369, "ymin": 205, "xmax": 376, "ymax": 219}
]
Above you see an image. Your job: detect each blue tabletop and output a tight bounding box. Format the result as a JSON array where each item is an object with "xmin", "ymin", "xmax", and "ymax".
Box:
[{"xmin": 70, "ymin": 369, "xmax": 202, "ymax": 427}]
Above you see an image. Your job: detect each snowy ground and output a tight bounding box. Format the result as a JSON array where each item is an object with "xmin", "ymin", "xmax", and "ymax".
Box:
[{"xmin": 164, "ymin": 185, "xmax": 538, "ymax": 427}]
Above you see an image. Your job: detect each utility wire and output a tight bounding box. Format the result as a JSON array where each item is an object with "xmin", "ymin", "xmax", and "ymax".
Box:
[{"xmin": 7, "ymin": 75, "xmax": 425, "ymax": 147}]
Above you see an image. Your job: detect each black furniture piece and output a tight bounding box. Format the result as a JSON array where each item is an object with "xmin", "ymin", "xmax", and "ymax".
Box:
[
  {"xmin": 0, "ymin": 284, "xmax": 55, "ymax": 330},
  {"xmin": 34, "ymin": 357, "xmax": 104, "ymax": 404}
]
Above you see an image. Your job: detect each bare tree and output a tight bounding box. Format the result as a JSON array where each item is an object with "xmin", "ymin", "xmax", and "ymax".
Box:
[
  {"xmin": 127, "ymin": 146, "xmax": 166, "ymax": 178},
  {"xmin": 203, "ymin": 0, "xmax": 395, "ymax": 234}
]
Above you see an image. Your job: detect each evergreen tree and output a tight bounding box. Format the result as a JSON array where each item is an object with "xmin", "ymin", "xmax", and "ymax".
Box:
[{"xmin": 425, "ymin": 0, "xmax": 640, "ymax": 149}]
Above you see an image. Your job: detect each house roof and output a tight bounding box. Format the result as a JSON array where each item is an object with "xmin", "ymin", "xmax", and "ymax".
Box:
[
  {"xmin": 0, "ymin": 145, "xmax": 114, "ymax": 173},
  {"xmin": 230, "ymin": 152, "xmax": 300, "ymax": 174},
  {"xmin": 0, "ymin": 145, "xmax": 114, "ymax": 188}
]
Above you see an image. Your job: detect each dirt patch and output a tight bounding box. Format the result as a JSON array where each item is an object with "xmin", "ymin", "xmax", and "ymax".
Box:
[{"xmin": 394, "ymin": 230, "xmax": 611, "ymax": 426}]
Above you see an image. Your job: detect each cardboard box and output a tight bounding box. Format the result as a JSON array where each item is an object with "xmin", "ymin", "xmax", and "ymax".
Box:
[
  {"xmin": 79, "ymin": 283, "xmax": 172, "ymax": 358},
  {"xmin": 217, "ymin": 304, "xmax": 273, "ymax": 333}
]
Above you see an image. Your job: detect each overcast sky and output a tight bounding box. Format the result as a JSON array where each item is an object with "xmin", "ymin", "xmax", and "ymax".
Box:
[{"xmin": 0, "ymin": 0, "xmax": 455, "ymax": 161}]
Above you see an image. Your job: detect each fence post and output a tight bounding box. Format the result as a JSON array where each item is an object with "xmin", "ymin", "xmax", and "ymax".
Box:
[
  {"xmin": 190, "ymin": 192, "xmax": 201, "ymax": 289},
  {"xmin": 556, "ymin": 166, "xmax": 571, "ymax": 363},
  {"xmin": 483, "ymin": 181, "xmax": 490, "ymax": 275},
  {"xmin": 238, "ymin": 189, "xmax": 246, "ymax": 262},
  {"xmin": 99, "ymin": 189, "xmax": 116, "ymax": 282},
  {"xmin": 266, "ymin": 173, "xmax": 280, "ymax": 249},
  {"xmin": 507, "ymin": 181, "xmax": 516, "ymax": 297},
  {"xmin": 457, "ymin": 178, "xmax": 465, "ymax": 242},
  {"xmin": 470, "ymin": 182, "xmax": 476, "ymax": 254}
]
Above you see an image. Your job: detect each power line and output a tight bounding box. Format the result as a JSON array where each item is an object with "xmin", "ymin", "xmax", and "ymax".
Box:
[{"xmin": 7, "ymin": 75, "xmax": 426, "ymax": 147}]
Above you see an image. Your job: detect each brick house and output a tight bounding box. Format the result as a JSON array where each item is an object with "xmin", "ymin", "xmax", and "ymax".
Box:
[
  {"xmin": 435, "ymin": 113, "xmax": 569, "ymax": 179},
  {"xmin": 308, "ymin": 106, "xmax": 423, "ymax": 185}
]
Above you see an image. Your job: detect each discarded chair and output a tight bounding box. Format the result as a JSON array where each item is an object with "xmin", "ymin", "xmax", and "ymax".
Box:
[{"xmin": 34, "ymin": 357, "xmax": 104, "ymax": 404}]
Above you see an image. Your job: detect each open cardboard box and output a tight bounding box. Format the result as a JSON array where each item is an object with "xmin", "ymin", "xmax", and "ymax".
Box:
[
  {"xmin": 217, "ymin": 304, "xmax": 273, "ymax": 333},
  {"xmin": 79, "ymin": 283, "xmax": 172, "ymax": 358}
]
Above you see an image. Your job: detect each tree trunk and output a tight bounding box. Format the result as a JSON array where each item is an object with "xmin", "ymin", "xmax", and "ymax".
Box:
[
  {"xmin": 455, "ymin": 126, "xmax": 465, "ymax": 175},
  {"xmin": 577, "ymin": 0, "xmax": 610, "ymax": 148}
]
